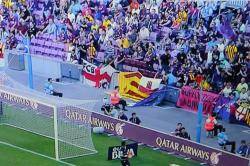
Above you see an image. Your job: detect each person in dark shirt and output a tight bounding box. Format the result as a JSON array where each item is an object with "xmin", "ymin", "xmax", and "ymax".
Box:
[
  {"xmin": 179, "ymin": 128, "xmax": 191, "ymax": 140},
  {"xmin": 118, "ymin": 111, "xmax": 128, "ymax": 121},
  {"xmin": 120, "ymin": 141, "xmax": 130, "ymax": 166},
  {"xmin": 177, "ymin": 49, "xmax": 186, "ymax": 64},
  {"xmin": 20, "ymin": 6, "xmax": 31, "ymax": 22},
  {"xmin": 237, "ymin": 140, "xmax": 248, "ymax": 157},
  {"xmin": 101, "ymin": 105, "xmax": 111, "ymax": 116},
  {"xmin": 174, "ymin": 123, "xmax": 184, "ymax": 136},
  {"xmin": 129, "ymin": 113, "xmax": 141, "ymax": 125},
  {"xmin": 27, "ymin": 22, "xmax": 38, "ymax": 38}
]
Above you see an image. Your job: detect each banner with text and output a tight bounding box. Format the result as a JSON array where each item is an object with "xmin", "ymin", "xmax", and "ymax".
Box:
[
  {"xmin": 82, "ymin": 60, "xmax": 116, "ymax": 88},
  {"xmin": 62, "ymin": 107, "xmax": 249, "ymax": 166},
  {"xmin": 118, "ymin": 72, "xmax": 161, "ymax": 101},
  {"xmin": 177, "ymin": 86, "xmax": 219, "ymax": 114},
  {"xmin": 108, "ymin": 143, "xmax": 138, "ymax": 160}
]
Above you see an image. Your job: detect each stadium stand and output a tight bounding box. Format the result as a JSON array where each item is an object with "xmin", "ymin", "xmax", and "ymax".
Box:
[{"xmin": 0, "ymin": 0, "xmax": 249, "ymax": 165}]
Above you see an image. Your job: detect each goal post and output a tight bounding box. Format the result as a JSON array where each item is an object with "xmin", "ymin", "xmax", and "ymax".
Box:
[
  {"xmin": 0, "ymin": 86, "xmax": 97, "ymax": 161},
  {"xmin": 53, "ymin": 105, "xmax": 59, "ymax": 161}
]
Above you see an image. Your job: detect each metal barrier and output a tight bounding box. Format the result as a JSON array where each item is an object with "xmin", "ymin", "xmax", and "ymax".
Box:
[
  {"xmin": 164, "ymin": 86, "xmax": 180, "ymax": 104},
  {"xmin": 60, "ymin": 63, "xmax": 82, "ymax": 80},
  {"xmin": 4, "ymin": 49, "xmax": 83, "ymax": 80}
]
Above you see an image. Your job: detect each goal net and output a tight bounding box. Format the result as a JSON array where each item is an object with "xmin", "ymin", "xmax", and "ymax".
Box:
[{"xmin": 0, "ymin": 86, "xmax": 97, "ymax": 160}]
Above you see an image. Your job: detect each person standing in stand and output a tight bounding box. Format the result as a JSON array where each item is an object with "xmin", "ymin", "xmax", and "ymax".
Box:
[{"xmin": 120, "ymin": 141, "xmax": 130, "ymax": 166}]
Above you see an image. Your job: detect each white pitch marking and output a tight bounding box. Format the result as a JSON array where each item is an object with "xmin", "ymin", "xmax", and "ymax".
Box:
[
  {"xmin": 0, "ymin": 140, "xmax": 75, "ymax": 166},
  {"xmin": 242, "ymin": 130, "xmax": 250, "ymax": 134},
  {"xmin": 153, "ymin": 106, "xmax": 176, "ymax": 110}
]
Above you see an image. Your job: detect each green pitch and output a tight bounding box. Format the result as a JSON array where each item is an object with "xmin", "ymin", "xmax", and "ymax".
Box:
[{"xmin": 0, "ymin": 125, "xmax": 199, "ymax": 166}]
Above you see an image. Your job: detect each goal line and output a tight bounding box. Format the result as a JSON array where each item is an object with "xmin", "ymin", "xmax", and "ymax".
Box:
[{"xmin": 0, "ymin": 140, "xmax": 75, "ymax": 166}]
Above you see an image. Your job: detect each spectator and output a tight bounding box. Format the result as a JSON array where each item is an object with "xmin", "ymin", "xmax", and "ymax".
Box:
[
  {"xmin": 238, "ymin": 87, "xmax": 249, "ymax": 103},
  {"xmin": 204, "ymin": 114, "xmax": 215, "ymax": 138},
  {"xmin": 173, "ymin": 122, "xmax": 184, "ymax": 137},
  {"xmin": 118, "ymin": 111, "xmax": 128, "ymax": 121},
  {"xmin": 87, "ymin": 42, "xmax": 97, "ymax": 63},
  {"xmin": 129, "ymin": 112, "xmax": 141, "ymax": 125},
  {"xmin": 42, "ymin": 18, "xmax": 56, "ymax": 35},
  {"xmin": 110, "ymin": 107, "xmax": 119, "ymax": 118},
  {"xmin": 166, "ymin": 69, "xmax": 177, "ymax": 86},
  {"xmin": 110, "ymin": 86, "xmax": 127, "ymax": 111},
  {"xmin": 101, "ymin": 106, "xmax": 111, "ymax": 116},
  {"xmin": 218, "ymin": 128, "xmax": 236, "ymax": 153},
  {"xmin": 179, "ymin": 127, "xmax": 191, "ymax": 140},
  {"xmin": 236, "ymin": 78, "xmax": 248, "ymax": 93},
  {"xmin": 220, "ymin": 82, "xmax": 232, "ymax": 98},
  {"xmin": 1, "ymin": 0, "xmax": 249, "ymax": 97},
  {"xmin": 237, "ymin": 140, "xmax": 248, "ymax": 157}
]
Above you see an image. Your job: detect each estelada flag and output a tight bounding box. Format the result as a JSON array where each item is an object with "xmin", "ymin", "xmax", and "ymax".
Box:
[
  {"xmin": 138, "ymin": 76, "xmax": 162, "ymax": 94},
  {"xmin": 118, "ymin": 72, "xmax": 161, "ymax": 101}
]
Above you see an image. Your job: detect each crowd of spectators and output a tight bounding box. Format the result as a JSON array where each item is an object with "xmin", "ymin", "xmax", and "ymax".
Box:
[{"xmin": 0, "ymin": 0, "xmax": 249, "ymax": 96}]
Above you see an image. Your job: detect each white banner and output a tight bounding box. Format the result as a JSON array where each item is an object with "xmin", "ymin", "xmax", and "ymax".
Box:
[
  {"xmin": 82, "ymin": 59, "xmax": 117, "ymax": 88},
  {"xmin": 137, "ymin": 76, "xmax": 162, "ymax": 95}
]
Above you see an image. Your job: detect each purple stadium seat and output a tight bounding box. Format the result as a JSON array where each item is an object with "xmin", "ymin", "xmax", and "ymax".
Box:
[
  {"xmin": 36, "ymin": 39, "xmax": 45, "ymax": 46},
  {"xmin": 51, "ymin": 49, "xmax": 58, "ymax": 57},
  {"xmin": 29, "ymin": 46, "xmax": 35, "ymax": 54},
  {"xmin": 58, "ymin": 43, "xmax": 65, "ymax": 51},
  {"xmin": 42, "ymin": 34, "xmax": 50, "ymax": 40},
  {"xmin": 30, "ymin": 38, "xmax": 37, "ymax": 46},
  {"xmin": 49, "ymin": 35, "xmax": 56, "ymax": 41},
  {"xmin": 53, "ymin": 43, "xmax": 63, "ymax": 51},
  {"xmin": 44, "ymin": 41, "xmax": 51, "ymax": 48},
  {"xmin": 36, "ymin": 47, "xmax": 44, "ymax": 54},
  {"xmin": 44, "ymin": 48, "xmax": 52, "ymax": 56},
  {"xmin": 57, "ymin": 51, "xmax": 64, "ymax": 60}
]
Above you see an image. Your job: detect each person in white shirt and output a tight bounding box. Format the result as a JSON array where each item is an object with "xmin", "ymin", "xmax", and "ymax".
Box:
[
  {"xmin": 239, "ymin": 88, "xmax": 249, "ymax": 103},
  {"xmin": 139, "ymin": 26, "xmax": 150, "ymax": 41},
  {"xmin": 42, "ymin": 18, "xmax": 57, "ymax": 35},
  {"xmin": 236, "ymin": 78, "xmax": 248, "ymax": 93},
  {"xmin": 105, "ymin": 25, "xmax": 114, "ymax": 41},
  {"xmin": 220, "ymin": 82, "xmax": 232, "ymax": 98},
  {"xmin": 217, "ymin": 38, "xmax": 225, "ymax": 60}
]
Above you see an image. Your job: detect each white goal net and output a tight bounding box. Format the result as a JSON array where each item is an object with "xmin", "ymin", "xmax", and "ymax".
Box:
[{"xmin": 0, "ymin": 85, "xmax": 97, "ymax": 160}]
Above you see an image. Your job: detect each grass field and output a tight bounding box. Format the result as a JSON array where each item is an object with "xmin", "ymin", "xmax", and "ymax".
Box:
[{"xmin": 0, "ymin": 125, "xmax": 200, "ymax": 166}]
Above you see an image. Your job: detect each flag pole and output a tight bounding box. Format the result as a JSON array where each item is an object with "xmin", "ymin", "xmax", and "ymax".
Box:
[{"xmin": 196, "ymin": 76, "xmax": 203, "ymax": 143}]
